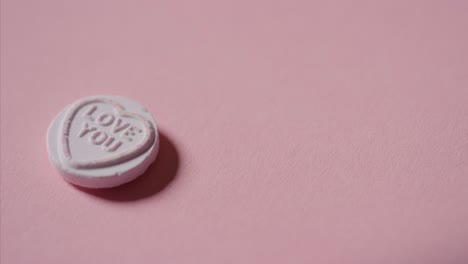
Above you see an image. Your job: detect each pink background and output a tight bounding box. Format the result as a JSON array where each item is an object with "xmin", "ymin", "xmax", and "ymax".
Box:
[{"xmin": 1, "ymin": 0, "xmax": 468, "ymax": 263}]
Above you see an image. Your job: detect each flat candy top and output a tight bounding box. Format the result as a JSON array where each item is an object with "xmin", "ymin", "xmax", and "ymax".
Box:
[
  {"xmin": 47, "ymin": 96, "xmax": 158, "ymax": 188},
  {"xmin": 61, "ymin": 97, "xmax": 155, "ymax": 169}
]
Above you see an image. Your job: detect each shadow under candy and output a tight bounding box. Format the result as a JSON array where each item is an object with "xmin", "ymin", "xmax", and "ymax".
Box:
[{"xmin": 73, "ymin": 132, "xmax": 180, "ymax": 201}]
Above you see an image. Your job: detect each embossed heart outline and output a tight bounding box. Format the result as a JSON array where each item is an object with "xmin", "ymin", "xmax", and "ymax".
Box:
[{"xmin": 61, "ymin": 97, "xmax": 156, "ymax": 169}]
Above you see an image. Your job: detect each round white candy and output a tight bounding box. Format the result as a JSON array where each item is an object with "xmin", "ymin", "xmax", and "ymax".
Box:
[{"xmin": 47, "ymin": 95, "xmax": 159, "ymax": 188}]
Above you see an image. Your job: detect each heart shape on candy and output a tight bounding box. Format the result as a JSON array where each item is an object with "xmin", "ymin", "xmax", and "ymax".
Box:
[{"xmin": 61, "ymin": 97, "xmax": 156, "ymax": 169}]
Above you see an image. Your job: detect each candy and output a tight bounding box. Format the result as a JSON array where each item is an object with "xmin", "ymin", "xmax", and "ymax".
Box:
[{"xmin": 47, "ymin": 95, "xmax": 159, "ymax": 188}]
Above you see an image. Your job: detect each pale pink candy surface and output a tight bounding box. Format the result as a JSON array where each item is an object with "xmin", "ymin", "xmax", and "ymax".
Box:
[
  {"xmin": 60, "ymin": 96, "xmax": 156, "ymax": 170},
  {"xmin": 47, "ymin": 95, "xmax": 159, "ymax": 188},
  {"xmin": 1, "ymin": 0, "xmax": 468, "ymax": 263}
]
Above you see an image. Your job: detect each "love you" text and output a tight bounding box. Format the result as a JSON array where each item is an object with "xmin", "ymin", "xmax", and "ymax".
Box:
[{"xmin": 77, "ymin": 105, "xmax": 141, "ymax": 152}]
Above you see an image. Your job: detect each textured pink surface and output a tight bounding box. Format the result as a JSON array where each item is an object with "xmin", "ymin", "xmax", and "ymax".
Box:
[{"xmin": 1, "ymin": 0, "xmax": 468, "ymax": 263}]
